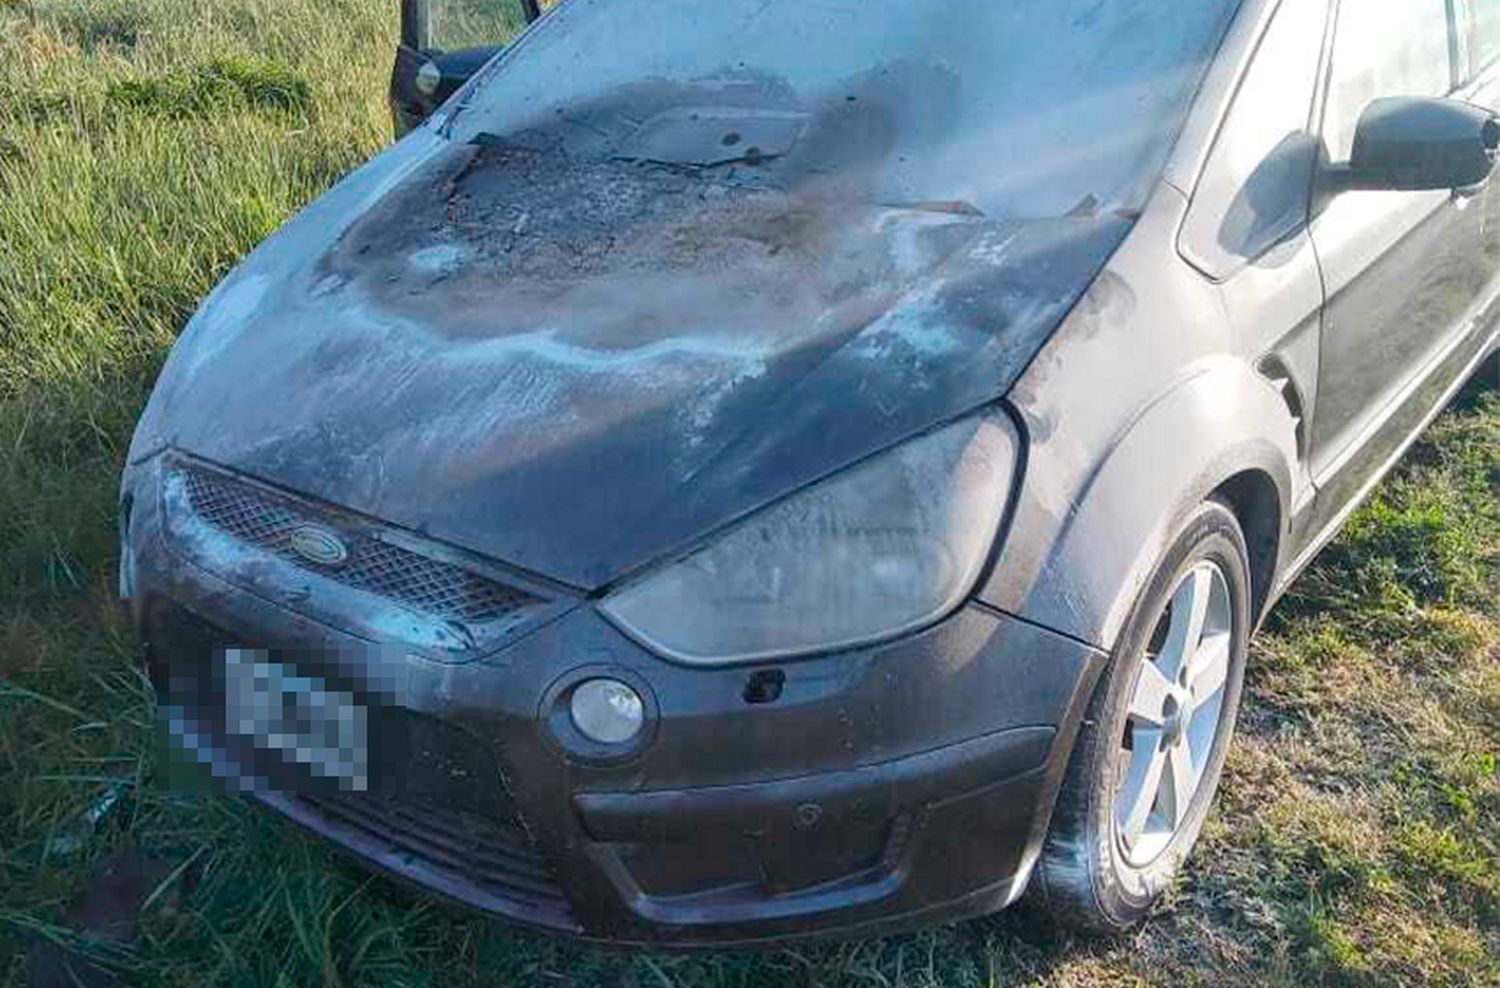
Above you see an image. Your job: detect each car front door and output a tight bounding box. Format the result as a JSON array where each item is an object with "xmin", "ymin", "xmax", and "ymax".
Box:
[
  {"xmin": 1305, "ymin": 0, "xmax": 1492, "ymax": 519},
  {"xmin": 390, "ymin": 0, "xmax": 553, "ymax": 136}
]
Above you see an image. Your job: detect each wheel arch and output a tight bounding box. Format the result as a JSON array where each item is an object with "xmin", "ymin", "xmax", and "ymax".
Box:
[
  {"xmin": 1210, "ymin": 468, "xmax": 1283, "ymax": 629},
  {"xmin": 989, "ymin": 357, "xmax": 1301, "ymax": 651}
]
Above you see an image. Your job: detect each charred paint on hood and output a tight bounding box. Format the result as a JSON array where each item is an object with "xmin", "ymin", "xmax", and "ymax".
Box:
[{"xmin": 136, "ymin": 74, "xmax": 1133, "ymax": 591}]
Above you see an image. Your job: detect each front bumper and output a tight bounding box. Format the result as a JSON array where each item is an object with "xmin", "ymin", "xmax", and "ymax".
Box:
[{"xmin": 126, "ymin": 454, "xmax": 1104, "ymax": 946}]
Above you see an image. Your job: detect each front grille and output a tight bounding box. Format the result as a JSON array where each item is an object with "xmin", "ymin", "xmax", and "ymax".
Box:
[
  {"xmin": 301, "ymin": 791, "xmax": 569, "ymax": 909},
  {"xmin": 178, "ymin": 465, "xmax": 539, "ymax": 624}
]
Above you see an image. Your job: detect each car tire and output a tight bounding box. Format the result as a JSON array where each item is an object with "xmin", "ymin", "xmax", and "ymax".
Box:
[{"xmin": 1032, "ymin": 499, "xmax": 1251, "ymax": 935}]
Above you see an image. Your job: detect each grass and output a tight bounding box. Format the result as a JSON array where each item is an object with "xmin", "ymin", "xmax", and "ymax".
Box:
[
  {"xmin": 1, "ymin": 0, "xmax": 1497, "ymax": 984},
  {"xmin": 106, "ymin": 58, "xmax": 314, "ymax": 120}
]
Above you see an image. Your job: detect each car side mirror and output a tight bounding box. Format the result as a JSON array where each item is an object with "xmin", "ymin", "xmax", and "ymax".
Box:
[
  {"xmin": 392, "ymin": 42, "xmax": 503, "ymax": 136},
  {"xmin": 1325, "ymin": 96, "xmax": 1500, "ymax": 195},
  {"xmin": 391, "ymin": 0, "xmax": 546, "ymax": 137},
  {"xmin": 413, "ymin": 45, "xmax": 504, "ymax": 107}
]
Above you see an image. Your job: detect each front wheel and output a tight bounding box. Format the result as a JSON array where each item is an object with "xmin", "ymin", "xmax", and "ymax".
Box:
[{"xmin": 1033, "ymin": 499, "xmax": 1252, "ymax": 934}]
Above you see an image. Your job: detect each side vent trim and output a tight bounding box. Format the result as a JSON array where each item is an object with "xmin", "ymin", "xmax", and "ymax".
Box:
[{"xmin": 1255, "ymin": 353, "xmax": 1307, "ymax": 459}]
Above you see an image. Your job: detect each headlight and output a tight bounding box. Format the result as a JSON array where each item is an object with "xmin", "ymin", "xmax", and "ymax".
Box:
[{"xmin": 599, "ymin": 410, "xmax": 1020, "ymax": 665}]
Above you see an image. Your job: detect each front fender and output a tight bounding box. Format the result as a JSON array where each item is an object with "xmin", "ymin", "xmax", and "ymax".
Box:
[{"xmin": 982, "ymin": 357, "xmax": 1299, "ymax": 651}]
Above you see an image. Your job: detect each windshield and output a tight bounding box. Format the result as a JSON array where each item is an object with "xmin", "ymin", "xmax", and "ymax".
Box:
[{"xmin": 447, "ymin": 0, "xmax": 1243, "ymax": 220}]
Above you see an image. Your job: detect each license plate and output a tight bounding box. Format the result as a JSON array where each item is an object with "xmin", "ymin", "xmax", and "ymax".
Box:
[{"xmin": 222, "ymin": 648, "xmax": 369, "ymax": 791}]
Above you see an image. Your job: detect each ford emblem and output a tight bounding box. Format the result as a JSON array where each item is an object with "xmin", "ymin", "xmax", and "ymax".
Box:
[{"xmin": 288, "ymin": 526, "xmax": 349, "ymax": 567}]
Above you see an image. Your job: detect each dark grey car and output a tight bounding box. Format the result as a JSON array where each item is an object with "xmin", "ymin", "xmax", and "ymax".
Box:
[{"xmin": 123, "ymin": 0, "xmax": 1500, "ymax": 945}]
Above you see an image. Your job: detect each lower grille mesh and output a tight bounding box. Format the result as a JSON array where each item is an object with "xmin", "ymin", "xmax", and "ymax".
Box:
[
  {"xmin": 178, "ymin": 465, "xmax": 539, "ymax": 624},
  {"xmin": 302, "ymin": 791, "xmax": 568, "ymax": 908}
]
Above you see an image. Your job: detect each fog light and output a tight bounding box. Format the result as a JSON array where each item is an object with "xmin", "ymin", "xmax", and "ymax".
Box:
[{"xmin": 570, "ymin": 679, "xmax": 644, "ymax": 745}]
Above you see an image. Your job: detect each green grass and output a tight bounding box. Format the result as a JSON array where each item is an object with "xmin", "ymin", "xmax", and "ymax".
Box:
[
  {"xmin": 2, "ymin": 0, "xmax": 1498, "ymax": 984},
  {"xmin": 106, "ymin": 57, "xmax": 314, "ymax": 120}
]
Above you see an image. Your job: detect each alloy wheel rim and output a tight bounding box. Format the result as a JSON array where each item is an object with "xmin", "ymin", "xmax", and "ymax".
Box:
[{"xmin": 1112, "ymin": 561, "xmax": 1233, "ymax": 867}]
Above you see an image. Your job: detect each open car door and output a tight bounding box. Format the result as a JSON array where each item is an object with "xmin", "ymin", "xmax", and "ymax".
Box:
[{"xmin": 390, "ymin": 0, "xmax": 551, "ymax": 136}]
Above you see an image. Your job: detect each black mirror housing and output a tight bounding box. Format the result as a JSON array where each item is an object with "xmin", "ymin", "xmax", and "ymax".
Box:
[
  {"xmin": 1329, "ymin": 96, "xmax": 1500, "ymax": 194},
  {"xmin": 391, "ymin": 44, "xmax": 502, "ymax": 136},
  {"xmin": 393, "ymin": 0, "xmax": 547, "ymax": 138}
]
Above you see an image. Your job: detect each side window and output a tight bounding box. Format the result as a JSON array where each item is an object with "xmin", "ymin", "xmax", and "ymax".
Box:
[
  {"xmin": 1322, "ymin": 0, "xmax": 1454, "ymax": 161},
  {"xmin": 426, "ymin": 0, "xmax": 561, "ymax": 52},
  {"xmin": 1180, "ymin": 0, "xmax": 1330, "ymax": 279},
  {"xmin": 1475, "ymin": 0, "xmax": 1500, "ymax": 73}
]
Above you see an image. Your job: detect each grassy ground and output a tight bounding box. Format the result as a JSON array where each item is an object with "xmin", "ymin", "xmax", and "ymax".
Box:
[{"xmin": 1, "ymin": 0, "xmax": 1497, "ymax": 984}]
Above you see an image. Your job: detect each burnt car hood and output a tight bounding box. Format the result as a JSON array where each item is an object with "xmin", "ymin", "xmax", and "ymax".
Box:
[{"xmin": 132, "ymin": 131, "xmax": 1129, "ymax": 590}]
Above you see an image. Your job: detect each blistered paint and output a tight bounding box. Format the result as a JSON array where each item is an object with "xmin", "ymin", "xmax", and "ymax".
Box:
[
  {"xmin": 451, "ymin": 0, "xmax": 1243, "ymax": 221},
  {"xmin": 137, "ymin": 123, "xmax": 1133, "ymax": 586},
  {"xmin": 407, "ymin": 243, "xmax": 472, "ymax": 275}
]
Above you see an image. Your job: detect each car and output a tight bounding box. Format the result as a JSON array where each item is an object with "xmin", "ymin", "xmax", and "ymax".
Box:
[{"xmin": 121, "ymin": 0, "xmax": 1500, "ymax": 946}]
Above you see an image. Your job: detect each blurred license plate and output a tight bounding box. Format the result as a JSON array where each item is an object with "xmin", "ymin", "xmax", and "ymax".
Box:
[{"xmin": 222, "ymin": 648, "xmax": 369, "ymax": 791}]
